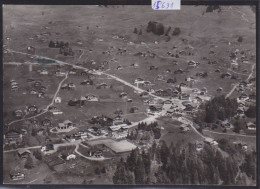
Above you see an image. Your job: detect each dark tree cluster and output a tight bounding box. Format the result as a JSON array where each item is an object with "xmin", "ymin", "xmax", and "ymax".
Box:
[
  {"xmin": 89, "ymin": 115, "xmax": 113, "ymax": 127},
  {"xmin": 245, "ymin": 106, "xmax": 256, "ymax": 118},
  {"xmin": 240, "ymin": 151, "xmax": 256, "ymax": 180},
  {"xmin": 49, "ymin": 40, "xmax": 74, "ymax": 56},
  {"xmin": 113, "ymin": 140, "xmax": 253, "ymax": 185},
  {"xmin": 147, "ymin": 21, "xmax": 165, "ymax": 36},
  {"xmin": 137, "ymin": 122, "xmax": 161, "ymax": 139},
  {"xmin": 49, "ymin": 40, "xmax": 69, "ymax": 48},
  {"xmin": 206, "ymin": 5, "xmax": 221, "ymax": 13},
  {"xmin": 195, "ymin": 95, "xmax": 238, "ymax": 124},
  {"xmin": 113, "ymin": 148, "xmax": 151, "ymax": 184},
  {"xmin": 172, "ymin": 27, "xmax": 181, "ymax": 36}
]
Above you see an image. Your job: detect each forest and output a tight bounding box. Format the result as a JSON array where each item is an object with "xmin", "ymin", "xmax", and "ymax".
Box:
[{"xmin": 113, "ymin": 140, "xmax": 256, "ymax": 185}]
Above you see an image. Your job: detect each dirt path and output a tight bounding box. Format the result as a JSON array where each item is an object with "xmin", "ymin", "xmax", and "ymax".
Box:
[
  {"xmin": 7, "ymin": 72, "xmax": 68, "ymax": 126},
  {"xmin": 225, "ymin": 63, "xmax": 255, "ymax": 99},
  {"xmin": 203, "ymin": 129, "xmax": 256, "ymax": 138}
]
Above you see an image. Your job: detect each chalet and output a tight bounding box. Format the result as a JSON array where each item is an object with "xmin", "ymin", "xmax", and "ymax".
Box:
[
  {"xmin": 150, "ymin": 66, "xmax": 158, "ymax": 70},
  {"xmin": 89, "ymin": 127, "xmax": 102, "ymax": 136},
  {"xmin": 163, "ymin": 100, "xmax": 172, "ymax": 105},
  {"xmin": 194, "ymin": 97, "xmax": 203, "ymax": 103},
  {"xmin": 68, "ymin": 83, "xmax": 76, "ymax": 88},
  {"xmin": 57, "ymin": 120, "xmax": 75, "ymax": 131},
  {"xmin": 201, "ymin": 88, "xmax": 207, "ymax": 93},
  {"xmin": 145, "ymin": 99, "xmax": 156, "ymax": 105},
  {"xmin": 109, "ymin": 125, "xmax": 122, "ymax": 132},
  {"xmin": 156, "ymin": 75, "xmax": 164, "ymax": 81},
  {"xmin": 41, "ymin": 144, "xmax": 54, "ymax": 153},
  {"xmin": 80, "ymin": 96, "xmax": 87, "ymax": 101},
  {"xmin": 246, "ymin": 122, "xmax": 256, "ymax": 130},
  {"xmin": 80, "ymin": 80, "xmax": 93, "ymax": 85},
  {"xmin": 61, "ymin": 84, "xmax": 70, "ymax": 90},
  {"xmin": 184, "ymin": 106, "xmax": 195, "ymax": 114},
  {"xmin": 241, "ymin": 144, "xmax": 248, "ymax": 151},
  {"xmin": 34, "ymin": 81, "xmax": 41, "ymax": 87},
  {"xmin": 171, "ymin": 93, "xmax": 179, "ymax": 99},
  {"xmin": 96, "ymin": 83, "xmax": 109, "ymax": 89},
  {"xmin": 66, "ymin": 154, "xmax": 76, "ymax": 160},
  {"xmin": 239, "ymin": 81, "xmax": 248, "ymax": 88},
  {"xmin": 36, "ymin": 128, "xmax": 45, "ymax": 135},
  {"xmin": 39, "ymin": 86, "xmax": 47, "ymax": 92},
  {"xmin": 81, "ymin": 71, "xmax": 88, "ymax": 76},
  {"xmin": 113, "ymin": 115, "xmax": 125, "ymax": 126},
  {"xmin": 131, "ymin": 63, "xmax": 139, "ymax": 68},
  {"xmin": 119, "ymin": 92, "xmax": 128, "ymax": 99},
  {"xmin": 204, "ymin": 137, "xmax": 218, "ymax": 145},
  {"xmin": 10, "ymin": 81, "xmax": 18, "ymax": 86},
  {"xmin": 188, "ymin": 60, "xmax": 199, "ymax": 67},
  {"xmin": 186, "ymin": 77, "xmax": 195, "ymax": 82},
  {"xmin": 42, "ymin": 119, "xmax": 51, "ymax": 127},
  {"xmin": 143, "ymin": 81, "xmax": 152, "ymax": 87},
  {"xmin": 221, "ymin": 121, "xmax": 234, "ymax": 129},
  {"xmin": 117, "ymin": 66, "xmax": 123, "ymax": 70},
  {"xmin": 147, "ymin": 105, "xmax": 162, "ymax": 114},
  {"xmin": 196, "ymin": 72, "xmax": 208, "ymax": 78},
  {"xmin": 192, "ymin": 88, "xmax": 200, "ymax": 93},
  {"xmin": 28, "ymin": 89, "xmax": 37, "ymax": 95},
  {"xmin": 49, "ymin": 106, "xmax": 63, "ymax": 114},
  {"xmin": 180, "ymin": 94, "xmax": 190, "ymax": 101},
  {"xmin": 249, "ymin": 94, "xmax": 256, "ymax": 100},
  {"xmin": 55, "ymin": 97, "xmax": 61, "ymax": 103},
  {"xmin": 166, "ymin": 109, "xmax": 174, "ymax": 115},
  {"xmin": 174, "ymin": 69, "xmax": 184, "ymax": 74},
  {"xmin": 167, "ymin": 78, "xmax": 176, "ymax": 84},
  {"xmin": 4, "ymin": 130, "xmax": 23, "ymax": 145},
  {"xmin": 238, "ymin": 94, "xmax": 249, "ymax": 101},
  {"xmin": 28, "ymin": 105, "xmax": 38, "ymax": 113},
  {"xmin": 11, "ymin": 85, "xmax": 19, "ymax": 91},
  {"xmin": 249, "ymin": 77, "xmax": 256, "ymax": 84},
  {"xmin": 86, "ymin": 94, "xmax": 99, "ymax": 101},
  {"xmin": 179, "ymin": 83, "xmax": 188, "ymax": 87},
  {"xmin": 30, "ymin": 119, "xmax": 39, "ymax": 127},
  {"xmin": 39, "ymin": 69, "xmax": 48, "ymax": 75},
  {"xmin": 236, "ymin": 109, "xmax": 244, "ymax": 115},
  {"xmin": 55, "ymin": 71, "xmax": 66, "ymax": 77},
  {"xmin": 134, "ymin": 78, "xmax": 144, "ymax": 84},
  {"xmin": 27, "ymin": 46, "xmax": 35, "ymax": 54},
  {"xmin": 74, "ymin": 130, "xmax": 89, "ymax": 139},
  {"xmin": 180, "ymin": 124, "xmax": 190, "ymax": 132},
  {"xmin": 10, "ymin": 171, "xmax": 25, "ymax": 181},
  {"xmin": 14, "ymin": 110, "xmax": 23, "ymax": 118},
  {"xmin": 88, "ymin": 150, "xmax": 103, "ymax": 158},
  {"xmin": 68, "ymin": 70, "xmax": 77, "ymax": 75},
  {"xmin": 221, "ymin": 73, "xmax": 232, "ymax": 79},
  {"xmin": 140, "ymin": 92, "xmax": 149, "ymax": 98},
  {"xmin": 196, "ymin": 143, "xmax": 203, "ymax": 152},
  {"xmin": 216, "ymin": 87, "xmax": 223, "ymax": 92},
  {"xmin": 17, "ymin": 149, "xmax": 31, "ymax": 159}
]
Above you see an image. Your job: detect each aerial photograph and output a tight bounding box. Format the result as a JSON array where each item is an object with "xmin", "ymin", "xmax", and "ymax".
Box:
[{"xmin": 3, "ymin": 5, "xmax": 256, "ymax": 185}]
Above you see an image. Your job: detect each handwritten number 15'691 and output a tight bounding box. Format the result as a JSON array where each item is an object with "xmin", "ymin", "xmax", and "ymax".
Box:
[{"xmin": 153, "ymin": 1, "xmax": 174, "ymax": 10}]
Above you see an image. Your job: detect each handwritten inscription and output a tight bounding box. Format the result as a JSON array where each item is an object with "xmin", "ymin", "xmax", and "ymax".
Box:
[{"xmin": 152, "ymin": 0, "xmax": 180, "ymax": 10}]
